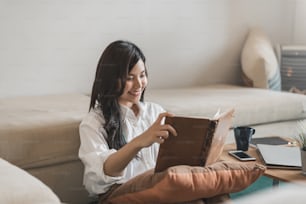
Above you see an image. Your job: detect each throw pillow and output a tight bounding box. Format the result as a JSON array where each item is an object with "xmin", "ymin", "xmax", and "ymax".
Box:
[
  {"xmin": 107, "ymin": 161, "xmax": 266, "ymax": 204},
  {"xmin": 0, "ymin": 158, "xmax": 61, "ymax": 204},
  {"xmin": 241, "ymin": 28, "xmax": 281, "ymax": 91}
]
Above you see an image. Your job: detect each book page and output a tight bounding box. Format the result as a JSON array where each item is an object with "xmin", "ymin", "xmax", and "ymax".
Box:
[
  {"xmin": 213, "ymin": 108, "xmax": 221, "ymax": 120},
  {"xmin": 206, "ymin": 108, "xmax": 235, "ymax": 165}
]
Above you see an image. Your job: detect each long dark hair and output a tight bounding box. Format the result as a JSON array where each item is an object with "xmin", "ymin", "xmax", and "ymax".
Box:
[{"xmin": 89, "ymin": 40, "xmax": 147, "ymax": 150}]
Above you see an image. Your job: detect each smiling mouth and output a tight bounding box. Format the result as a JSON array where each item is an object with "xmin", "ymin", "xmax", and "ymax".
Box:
[{"xmin": 128, "ymin": 90, "xmax": 142, "ymax": 97}]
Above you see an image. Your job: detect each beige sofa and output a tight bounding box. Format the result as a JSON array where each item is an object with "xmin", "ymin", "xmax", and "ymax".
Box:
[
  {"xmin": 0, "ymin": 94, "xmax": 90, "ymax": 204},
  {"xmin": 146, "ymin": 84, "xmax": 306, "ymax": 144},
  {"xmin": 1, "ymin": 84, "xmax": 306, "ymax": 203}
]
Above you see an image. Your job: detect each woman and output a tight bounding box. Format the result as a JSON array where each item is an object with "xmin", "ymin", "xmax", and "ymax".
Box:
[{"xmin": 78, "ymin": 40, "xmax": 177, "ymax": 201}]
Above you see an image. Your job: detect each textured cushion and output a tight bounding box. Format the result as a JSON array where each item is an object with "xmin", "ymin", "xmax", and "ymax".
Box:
[
  {"xmin": 107, "ymin": 161, "xmax": 265, "ymax": 204},
  {"xmin": 241, "ymin": 28, "xmax": 281, "ymax": 91},
  {"xmin": 146, "ymin": 84, "xmax": 306, "ymax": 127},
  {"xmin": 0, "ymin": 158, "xmax": 61, "ymax": 204}
]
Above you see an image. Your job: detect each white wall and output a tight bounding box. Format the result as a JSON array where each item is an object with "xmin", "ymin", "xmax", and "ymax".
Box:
[
  {"xmin": 0, "ymin": 0, "xmax": 296, "ymax": 98},
  {"xmin": 293, "ymin": 0, "xmax": 306, "ymax": 44}
]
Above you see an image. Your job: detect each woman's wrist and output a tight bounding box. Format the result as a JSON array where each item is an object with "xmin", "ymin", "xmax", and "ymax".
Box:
[{"xmin": 131, "ymin": 134, "xmax": 147, "ymax": 150}]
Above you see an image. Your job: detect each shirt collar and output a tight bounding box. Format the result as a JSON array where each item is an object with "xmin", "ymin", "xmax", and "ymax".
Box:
[{"xmin": 120, "ymin": 102, "xmax": 145, "ymax": 121}]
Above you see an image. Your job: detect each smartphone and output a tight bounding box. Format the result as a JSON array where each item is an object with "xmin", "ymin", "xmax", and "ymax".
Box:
[{"xmin": 228, "ymin": 150, "xmax": 256, "ymax": 161}]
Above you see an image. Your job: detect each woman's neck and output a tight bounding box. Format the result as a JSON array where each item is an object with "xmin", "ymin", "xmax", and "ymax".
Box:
[
  {"xmin": 119, "ymin": 102, "xmax": 140, "ymax": 117},
  {"xmin": 131, "ymin": 104, "xmax": 139, "ymax": 116}
]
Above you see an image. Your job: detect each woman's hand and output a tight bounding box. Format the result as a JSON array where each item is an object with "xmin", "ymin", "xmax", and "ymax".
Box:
[
  {"xmin": 134, "ymin": 112, "xmax": 177, "ymax": 148},
  {"xmin": 104, "ymin": 112, "xmax": 177, "ymax": 176}
]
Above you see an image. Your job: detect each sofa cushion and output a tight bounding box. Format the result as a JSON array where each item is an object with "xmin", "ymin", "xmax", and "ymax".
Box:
[
  {"xmin": 28, "ymin": 160, "xmax": 89, "ymax": 204},
  {"xmin": 241, "ymin": 28, "xmax": 281, "ymax": 91},
  {"xmin": 107, "ymin": 161, "xmax": 265, "ymax": 204},
  {"xmin": 0, "ymin": 158, "xmax": 61, "ymax": 204},
  {"xmin": 0, "ymin": 94, "xmax": 89, "ymax": 168},
  {"xmin": 146, "ymin": 84, "xmax": 306, "ymax": 127}
]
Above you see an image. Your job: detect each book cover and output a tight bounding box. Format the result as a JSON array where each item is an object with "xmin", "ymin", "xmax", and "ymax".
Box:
[{"xmin": 154, "ymin": 109, "xmax": 234, "ymax": 173}]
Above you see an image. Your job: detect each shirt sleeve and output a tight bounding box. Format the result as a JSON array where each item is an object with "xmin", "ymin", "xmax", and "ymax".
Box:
[{"xmin": 78, "ymin": 111, "xmax": 126, "ymax": 195}]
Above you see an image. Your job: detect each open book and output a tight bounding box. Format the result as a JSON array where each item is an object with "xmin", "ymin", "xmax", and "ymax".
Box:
[{"xmin": 155, "ymin": 109, "xmax": 234, "ymax": 173}]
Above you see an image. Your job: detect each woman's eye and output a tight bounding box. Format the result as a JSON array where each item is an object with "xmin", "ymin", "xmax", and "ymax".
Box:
[{"xmin": 127, "ymin": 76, "xmax": 133, "ymax": 80}]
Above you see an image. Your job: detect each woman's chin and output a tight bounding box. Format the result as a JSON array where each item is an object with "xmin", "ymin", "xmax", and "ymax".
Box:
[
  {"xmin": 128, "ymin": 93, "xmax": 141, "ymax": 101},
  {"xmin": 132, "ymin": 97, "xmax": 141, "ymax": 103}
]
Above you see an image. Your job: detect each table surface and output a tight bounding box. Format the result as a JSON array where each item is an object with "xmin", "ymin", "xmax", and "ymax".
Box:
[{"xmin": 221, "ymin": 143, "xmax": 306, "ymax": 184}]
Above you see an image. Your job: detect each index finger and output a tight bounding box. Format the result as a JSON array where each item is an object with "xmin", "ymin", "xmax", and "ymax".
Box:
[{"xmin": 155, "ymin": 112, "xmax": 175, "ymax": 124}]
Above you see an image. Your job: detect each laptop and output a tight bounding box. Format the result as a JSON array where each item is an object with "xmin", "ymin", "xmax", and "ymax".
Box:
[
  {"xmin": 154, "ymin": 109, "xmax": 234, "ymax": 173},
  {"xmin": 257, "ymin": 144, "xmax": 301, "ymax": 169}
]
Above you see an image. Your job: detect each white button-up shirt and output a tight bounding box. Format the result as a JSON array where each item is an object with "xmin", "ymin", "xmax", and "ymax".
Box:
[{"xmin": 78, "ymin": 102, "xmax": 165, "ymax": 195}]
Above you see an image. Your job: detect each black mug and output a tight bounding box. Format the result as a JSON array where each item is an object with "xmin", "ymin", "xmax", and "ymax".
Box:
[{"xmin": 234, "ymin": 126, "xmax": 255, "ymax": 151}]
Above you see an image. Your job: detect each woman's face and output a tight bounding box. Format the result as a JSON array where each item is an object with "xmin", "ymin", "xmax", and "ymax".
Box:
[{"xmin": 118, "ymin": 60, "xmax": 147, "ymax": 108}]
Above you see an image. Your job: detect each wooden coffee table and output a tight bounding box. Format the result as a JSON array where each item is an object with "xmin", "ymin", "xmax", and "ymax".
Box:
[{"xmin": 221, "ymin": 143, "xmax": 306, "ymax": 185}]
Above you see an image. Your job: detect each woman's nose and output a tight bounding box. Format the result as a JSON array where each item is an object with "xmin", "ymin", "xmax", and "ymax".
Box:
[{"xmin": 134, "ymin": 78, "xmax": 141, "ymax": 88}]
